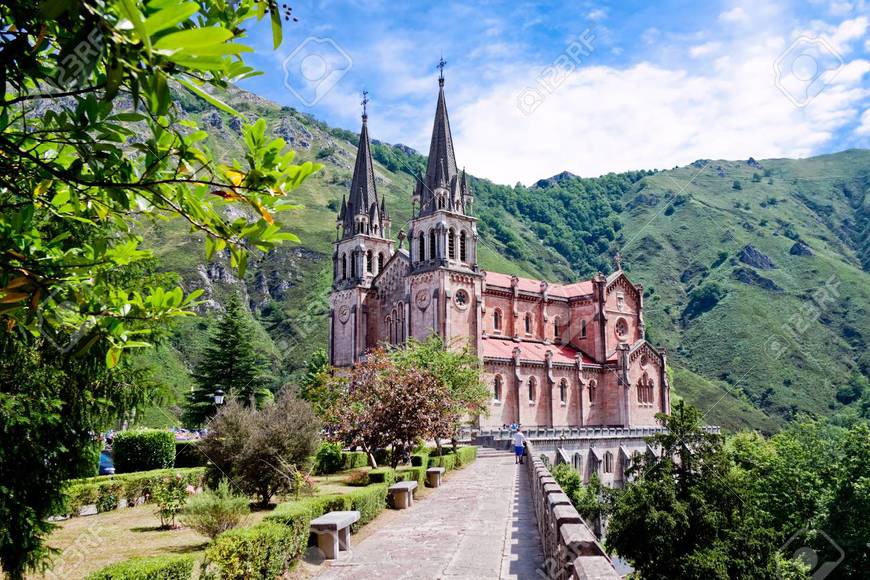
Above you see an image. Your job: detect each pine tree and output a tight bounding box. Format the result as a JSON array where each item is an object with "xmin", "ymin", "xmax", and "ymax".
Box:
[{"xmin": 184, "ymin": 293, "xmax": 272, "ymax": 426}]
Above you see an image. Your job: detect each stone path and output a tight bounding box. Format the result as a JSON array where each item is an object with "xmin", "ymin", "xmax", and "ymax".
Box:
[{"xmin": 315, "ymin": 448, "xmax": 545, "ymax": 579}]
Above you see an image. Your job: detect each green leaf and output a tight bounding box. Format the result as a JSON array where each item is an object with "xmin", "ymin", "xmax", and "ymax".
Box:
[
  {"xmin": 153, "ymin": 27, "xmax": 233, "ymax": 52},
  {"xmin": 270, "ymin": 5, "xmax": 283, "ymax": 49},
  {"xmin": 143, "ymin": 2, "xmax": 198, "ymax": 36},
  {"xmin": 177, "ymin": 77, "xmax": 240, "ymax": 117},
  {"xmin": 106, "ymin": 346, "xmax": 121, "ymax": 368},
  {"xmin": 117, "ymin": 0, "xmax": 152, "ymax": 53}
]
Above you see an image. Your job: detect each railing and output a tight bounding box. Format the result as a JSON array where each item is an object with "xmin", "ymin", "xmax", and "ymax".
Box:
[
  {"xmin": 473, "ymin": 425, "xmax": 721, "ymax": 441},
  {"xmin": 525, "ymin": 440, "xmax": 620, "ymax": 579}
]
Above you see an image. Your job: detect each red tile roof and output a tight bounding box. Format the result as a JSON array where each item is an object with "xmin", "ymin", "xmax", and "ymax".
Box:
[
  {"xmin": 481, "ymin": 337, "xmax": 596, "ymax": 364},
  {"xmin": 484, "ymin": 271, "xmax": 593, "ymax": 298}
]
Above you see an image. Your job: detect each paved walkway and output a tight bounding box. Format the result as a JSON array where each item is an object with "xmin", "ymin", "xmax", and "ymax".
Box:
[{"xmin": 316, "ymin": 449, "xmax": 545, "ymax": 579}]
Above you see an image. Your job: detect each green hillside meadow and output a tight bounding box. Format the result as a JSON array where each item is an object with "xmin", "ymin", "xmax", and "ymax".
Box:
[{"xmin": 135, "ymin": 87, "xmax": 869, "ymax": 434}]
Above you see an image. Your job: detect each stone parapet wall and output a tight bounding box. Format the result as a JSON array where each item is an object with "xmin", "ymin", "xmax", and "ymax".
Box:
[{"xmin": 525, "ymin": 442, "xmax": 620, "ymax": 580}]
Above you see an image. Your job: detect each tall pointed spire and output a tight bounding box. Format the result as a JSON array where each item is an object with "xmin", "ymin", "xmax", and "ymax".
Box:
[
  {"xmin": 419, "ymin": 58, "xmax": 458, "ymax": 215},
  {"xmin": 338, "ymin": 91, "xmax": 385, "ymax": 240}
]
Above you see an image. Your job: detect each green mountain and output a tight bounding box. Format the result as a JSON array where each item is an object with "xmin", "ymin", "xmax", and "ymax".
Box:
[{"xmin": 135, "ymin": 86, "xmax": 870, "ymax": 434}]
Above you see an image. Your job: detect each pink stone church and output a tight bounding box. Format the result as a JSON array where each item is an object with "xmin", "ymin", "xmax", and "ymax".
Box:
[{"xmin": 328, "ymin": 73, "xmax": 670, "ymax": 429}]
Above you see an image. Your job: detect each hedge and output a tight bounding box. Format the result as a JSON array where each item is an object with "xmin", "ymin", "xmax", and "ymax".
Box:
[
  {"xmin": 173, "ymin": 440, "xmax": 208, "ymax": 468},
  {"xmin": 454, "ymin": 446, "xmax": 478, "ymax": 467},
  {"xmin": 340, "ymin": 451, "xmax": 368, "ymax": 470},
  {"xmin": 112, "ymin": 430, "xmax": 175, "ymax": 473},
  {"xmin": 206, "ymin": 484, "xmax": 391, "ymax": 576},
  {"xmin": 61, "ymin": 468, "xmax": 206, "ymax": 516},
  {"xmin": 427, "ymin": 454, "xmax": 456, "ymax": 471},
  {"xmin": 86, "ymin": 555, "xmax": 194, "ymax": 580},
  {"xmin": 410, "ymin": 448, "xmax": 431, "ymax": 467}
]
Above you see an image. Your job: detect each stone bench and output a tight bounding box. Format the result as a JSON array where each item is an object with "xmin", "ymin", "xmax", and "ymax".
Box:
[
  {"xmin": 310, "ymin": 510, "xmax": 360, "ymax": 560},
  {"xmin": 426, "ymin": 467, "xmax": 446, "ymax": 488},
  {"xmin": 389, "ymin": 480, "xmax": 418, "ymax": 509}
]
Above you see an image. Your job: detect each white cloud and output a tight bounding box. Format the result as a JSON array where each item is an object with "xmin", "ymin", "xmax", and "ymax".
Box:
[
  {"xmin": 719, "ymin": 6, "xmax": 748, "ymax": 23},
  {"xmin": 641, "ymin": 27, "xmax": 660, "ymax": 45},
  {"xmin": 587, "ymin": 8, "xmax": 607, "ymax": 21},
  {"xmin": 450, "ymin": 39, "xmax": 869, "ymax": 184},
  {"xmin": 857, "ymin": 109, "xmax": 870, "ymax": 135},
  {"xmin": 690, "ymin": 42, "xmax": 723, "ymax": 58}
]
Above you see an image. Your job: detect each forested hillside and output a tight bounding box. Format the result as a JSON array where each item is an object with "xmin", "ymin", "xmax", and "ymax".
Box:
[{"xmin": 135, "ymin": 86, "xmax": 869, "ymax": 434}]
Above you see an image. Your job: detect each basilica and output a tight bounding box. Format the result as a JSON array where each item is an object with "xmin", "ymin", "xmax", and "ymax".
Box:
[{"xmin": 328, "ymin": 71, "xmax": 670, "ymax": 429}]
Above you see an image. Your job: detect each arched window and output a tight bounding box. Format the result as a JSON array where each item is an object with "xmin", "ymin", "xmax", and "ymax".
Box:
[
  {"xmin": 580, "ymin": 319, "xmax": 587, "ymax": 338},
  {"xmin": 386, "ymin": 315, "xmax": 393, "ymax": 344},
  {"xmin": 341, "ymin": 254, "xmax": 347, "ymax": 279},
  {"xmin": 553, "ymin": 317, "xmax": 561, "ymax": 339},
  {"xmin": 459, "ymin": 231, "xmax": 467, "ymax": 262},
  {"xmin": 528, "ymin": 377, "xmax": 537, "ymax": 402},
  {"xmin": 429, "ymin": 229, "xmax": 436, "ymax": 260},
  {"xmin": 351, "ymin": 252, "xmax": 358, "ymax": 278},
  {"xmin": 448, "ymin": 228, "xmax": 456, "ymax": 259},
  {"xmin": 648, "ymin": 379, "xmax": 654, "ymax": 405},
  {"xmin": 604, "ymin": 451, "xmax": 614, "ymax": 473},
  {"xmin": 560, "ymin": 379, "xmax": 568, "ymax": 403},
  {"xmin": 494, "ymin": 375, "xmax": 503, "ymax": 401},
  {"xmin": 493, "ymin": 309, "xmax": 503, "ymax": 332},
  {"xmin": 524, "ymin": 312, "xmax": 533, "ymax": 334},
  {"xmin": 378, "ymin": 252, "xmax": 385, "ymax": 273},
  {"xmin": 573, "ymin": 452, "xmax": 583, "ymax": 471},
  {"xmin": 637, "ymin": 374, "xmax": 655, "ymax": 404},
  {"xmin": 588, "ymin": 380, "xmax": 597, "ymax": 403},
  {"xmin": 418, "ymin": 232, "xmax": 425, "ymax": 262},
  {"xmin": 366, "ymin": 250, "xmax": 373, "ymax": 273}
]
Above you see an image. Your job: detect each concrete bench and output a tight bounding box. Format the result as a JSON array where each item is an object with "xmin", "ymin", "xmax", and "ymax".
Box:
[
  {"xmin": 389, "ymin": 480, "xmax": 418, "ymax": 509},
  {"xmin": 309, "ymin": 510, "xmax": 360, "ymax": 560},
  {"xmin": 426, "ymin": 467, "xmax": 446, "ymax": 488}
]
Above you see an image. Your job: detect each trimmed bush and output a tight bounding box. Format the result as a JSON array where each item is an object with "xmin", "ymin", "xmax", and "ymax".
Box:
[
  {"xmin": 86, "ymin": 554, "xmax": 194, "ymax": 580},
  {"xmin": 340, "ymin": 451, "xmax": 368, "ymax": 470},
  {"xmin": 314, "ymin": 442, "xmax": 343, "ymax": 475},
  {"xmin": 367, "ymin": 468, "xmax": 398, "ymax": 485},
  {"xmin": 203, "ymin": 522, "xmax": 297, "ymax": 580},
  {"xmin": 61, "ymin": 468, "xmax": 206, "ymax": 516},
  {"xmin": 454, "ymin": 446, "xmax": 478, "ymax": 467},
  {"xmin": 112, "ymin": 430, "xmax": 175, "ymax": 473},
  {"xmin": 410, "ymin": 448, "xmax": 431, "ymax": 467},
  {"xmin": 397, "ymin": 466, "xmax": 426, "ymax": 488},
  {"xmin": 428, "ymin": 454, "xmax": 456, "ymax": 472},
  {"xmin": 174, "ymin": 440, "xmax": 207, "ymax": 468}
]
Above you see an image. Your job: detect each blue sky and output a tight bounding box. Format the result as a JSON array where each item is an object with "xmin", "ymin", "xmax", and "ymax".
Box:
[{"xmin": 239, "ymin": 0, "xmax": 869, "ymax": 184}]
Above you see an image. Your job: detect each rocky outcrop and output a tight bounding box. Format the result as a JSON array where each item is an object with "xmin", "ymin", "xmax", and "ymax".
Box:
[
  {"xmin": 680, "ymin": 263, "xmax": 708, "ymax": 284},
  {"xmin": 739, "ymin": 245, "xmax": 775, "ymax": 269},
  {"xmin": 733, "ymin": 267, "xmax": 781, "ymax": 291},
  {"xmin": 790, "ymin": 241, "xmax": 813, "ymax": 256}
]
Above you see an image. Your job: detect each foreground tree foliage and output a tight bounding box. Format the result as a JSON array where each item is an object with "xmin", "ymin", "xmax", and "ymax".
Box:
[
  {"xmin": 0, "ymin": 1, "xmax": 316, "ymax": 576},
  {"xmin": 334, "ymin": 349, "xmax": 454, "ymax": 468},
  {"xmin": 184, "ymin": 292, "xmax": 273, "ymax": 426},
  {"xmin": 605, "ymin": 402, "xmax": 783, "ymax": 579}
]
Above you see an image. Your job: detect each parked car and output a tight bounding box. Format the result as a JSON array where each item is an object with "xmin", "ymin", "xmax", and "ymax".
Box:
[{"xmin": 99, "ymin": 448, "xmax": 115, "ymax": 476}]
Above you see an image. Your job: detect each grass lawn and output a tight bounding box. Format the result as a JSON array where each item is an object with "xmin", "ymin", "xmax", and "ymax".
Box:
[{"xmin": 29, "ymin": 468, "xmax": 401, "ymax": 580}]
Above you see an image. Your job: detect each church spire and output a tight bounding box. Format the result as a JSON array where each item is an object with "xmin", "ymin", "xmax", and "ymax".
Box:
[
  {"xmin": 338, "ymin": 91, "xmax": 385, "ymax": 240},
  {"xmin": 419, "ymin": 58, "xmax": 458, "ymax": 215}
]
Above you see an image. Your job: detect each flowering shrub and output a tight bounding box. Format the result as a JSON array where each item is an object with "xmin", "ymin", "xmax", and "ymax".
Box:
[{"xmin": 153, "ymin": 474, "xmax": 193, "ymax": 529}]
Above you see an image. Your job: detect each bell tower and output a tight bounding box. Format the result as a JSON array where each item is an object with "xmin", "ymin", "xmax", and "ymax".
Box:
[
  {"xmin": 406, "ymin": 60, "xmax": 482, "ymax": 352},
  {"xmin": 329, "ymin": 93, "xmax": 394, "ymax": 366}
]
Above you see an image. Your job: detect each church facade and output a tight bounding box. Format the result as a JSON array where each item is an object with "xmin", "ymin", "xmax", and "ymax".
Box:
[{"xmin": 328, "ymin": 73, "xmax": 670, "ymax": 429}]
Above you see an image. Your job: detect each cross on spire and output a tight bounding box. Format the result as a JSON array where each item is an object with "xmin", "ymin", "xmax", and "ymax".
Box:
[
  {"xmin": 437, "ymin": 55, "xmax": 447, "ymax": 86},
  {"xmin": 361, "ymin": 89, "xmax": 369, "ymax": 121},
  {"xmin": 614, "ymin": 251, "xmax": 623, "ymax": 271}
]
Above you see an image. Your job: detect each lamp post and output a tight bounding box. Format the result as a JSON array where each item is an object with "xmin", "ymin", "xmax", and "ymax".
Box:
[{"xmin": 214, "ymin": 388, "xmax": 225, "ymax": 407}]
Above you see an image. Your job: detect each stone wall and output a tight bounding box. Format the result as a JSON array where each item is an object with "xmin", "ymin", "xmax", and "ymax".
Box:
[{"xmin": 525, "ymin": 442, "xmax": 620, "ymax": 580}]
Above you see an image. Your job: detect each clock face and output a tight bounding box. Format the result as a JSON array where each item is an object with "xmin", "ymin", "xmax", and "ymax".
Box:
[
  {"xmin": 338, "ymin": 305, "xmax": 350, "ymax": 323},
  {"xmin": 454, "ymin": 289, "xmax": 470, "ymax": 309},
  {"xmin": 415, "ymin": 289, "xmax": 431, "ymax": 310}
]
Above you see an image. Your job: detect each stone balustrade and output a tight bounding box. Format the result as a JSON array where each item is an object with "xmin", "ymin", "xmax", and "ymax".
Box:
[
  {"xmin": 525, "ymin": 441, "xmax": 620, "ymax": 580},
  {"xmin": 472, "ymin": 425, "xmax": 721, "ymax": 452}
]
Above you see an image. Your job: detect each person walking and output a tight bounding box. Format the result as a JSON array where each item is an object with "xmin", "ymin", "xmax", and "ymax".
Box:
[{"xmin": 512, "ymin": 428, "xmax": 527, "ymax": 465}]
